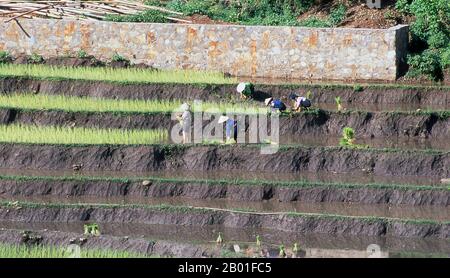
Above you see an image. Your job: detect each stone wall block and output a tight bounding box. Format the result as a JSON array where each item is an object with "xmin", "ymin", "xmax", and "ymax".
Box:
[{"xmin": 0, "ymin": 19, "xmax": 408, "ymax": 81}]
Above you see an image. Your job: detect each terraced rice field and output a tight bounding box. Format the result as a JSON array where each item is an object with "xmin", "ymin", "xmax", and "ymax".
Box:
[{"xmin": 0, "ymin": 64, "xmax": 448, "ymax": 258}]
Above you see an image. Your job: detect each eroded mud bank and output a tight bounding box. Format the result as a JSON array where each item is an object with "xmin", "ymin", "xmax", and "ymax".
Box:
[
  {"xmin": 0, "ymin": 144, "xmax": 448, "ymax": 177},
  {"xmin": 0, "ymin": 204, "xmax": 447, "ymax": 238},
  {"xmin": 0, "ymin": 177, "xmax": 448, "ymax": 206},
  {"xmin": 1, "ymin": 77, "xmax": 448, "ymax": 104},
  {"xmin": 0, "ymin": 108, "xmax": 449, "ymax": 139}
]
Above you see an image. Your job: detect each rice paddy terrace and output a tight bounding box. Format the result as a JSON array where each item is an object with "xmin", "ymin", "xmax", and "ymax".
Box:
[{"xmin": 0, "ymin": 64, "xmax": 448, "ymax": 258}]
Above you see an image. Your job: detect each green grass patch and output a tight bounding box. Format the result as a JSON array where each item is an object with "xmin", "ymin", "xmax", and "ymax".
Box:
[
  {"xmin": 0, "ymin": 124, "xmax": 168, "ymax": 145},
  {"xmin": 0, "ymin": 64, "xmax": 236, "ymax": 85},
  {"xmin": 0, "ymin": 242, "xmax": 147, "ymax": 258},
  {"xmin": 0, "ymin": 93, "xmax": 267, "ymax": 115},
  {"xmin": 0, "ymin": 94, "xmax": 448, "ymax": 119},
  {"xmin": 0, "ymin": 174, "xmax": 445, "ymax": 191}
]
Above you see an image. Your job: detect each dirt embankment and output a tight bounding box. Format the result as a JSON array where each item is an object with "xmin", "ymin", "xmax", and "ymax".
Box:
[
  {"xmin": 0, "ymin": 108, "xmax": 448, "ymax": 139},
  {"xmin": 0, "ymin": 206, "xmax": 447, "ymax": 239},
  {"xmin": 0, "ymin": 228, "xmax": 215, "ymax": 258},
  {"xmin": 0, "ymin": 178, "xmax": 448, "ymax": 206},
  {"xmin": 0, "ymin": 77, "xmax": 448, "ymax": 104},
  {"xmin": 0, "ymin": 144, "xmax": 448, "ymax": 177}
]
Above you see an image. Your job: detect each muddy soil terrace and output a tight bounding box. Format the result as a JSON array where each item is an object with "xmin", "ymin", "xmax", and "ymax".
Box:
[
  {"xmin": 0, "ymin": 144, "xmax": 448, "ymax": 177},
  {"xmin": 1, "ymin": 77, "xmax": 449, "ymax": 104},
  {"xmin": 0, "ymin": 177, "xmax": 448, "ymax": 206},
  {"xmin": 0, "ymin": 108, "xmax": 449, "ymax": 139},
  {"xmin": 0, "ymin": 204, "xmax": 447, "ymax": 239}
]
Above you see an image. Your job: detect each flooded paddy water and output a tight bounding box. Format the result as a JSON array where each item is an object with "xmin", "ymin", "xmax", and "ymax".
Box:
[
  {"xmin": 294, "ymin": 103, "xmax": 449, "ymax": 112},
  {"xmin": 0, "ymin": 167, "xmax": 444, "ymax": 186},
  {"xmin": 0, "ymin": 221, "xmax": 448, "ymax": 258},
  {"xmin": 1, "ymin": 195, "xmax": 448, "ymax": 221},
  {"xmin": 278, "ymin": 136, "xmax": 450, "ymax": 151}
]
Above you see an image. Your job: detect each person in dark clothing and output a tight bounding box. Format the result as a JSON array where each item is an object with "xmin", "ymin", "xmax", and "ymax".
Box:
[
  {"xmin": 218, "ymin": 116, "xmax": 238, "ymax": 143},
  {"xmin": 265, "ymin": 97, "xmax": 286, "ymax": 113}
]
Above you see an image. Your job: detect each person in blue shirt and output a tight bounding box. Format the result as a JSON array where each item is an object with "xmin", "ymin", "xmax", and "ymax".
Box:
[
  {"xmin": 218, "ymin": 116, "xmax": 237, "ymax": 143},
  {"xmin": 265, "ymin": 97, "xmax": 286, "ymax": 113}
]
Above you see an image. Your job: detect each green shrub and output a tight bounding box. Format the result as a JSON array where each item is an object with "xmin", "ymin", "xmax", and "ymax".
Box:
[
  {"xmin": 408, "ymin": 0, "xmax": 449, "ymax": 49},
  {"xmin": 105, "ymin": 9, "xmax": 168, "ymax": 23},
  {"xmin": 298, "ymin": 4, "xmax": 347, "ymax": 27},
  {"xmin": 328, "ymin": 4, "xmax": 347, "ymax": 27},
  {"xmin": 339, "ymin": 127, "xmax": 355, "ymax": 146},
  {"xmin": 108, "ymin": 1, "xmax": 347, "ymax": 27},
  {"xmin": 77, "ymin": 50, "xmax": 88, "ymax": 59},
  {"xmin": 335, "ymin": 96, "xmax": 342, "ymax": 111},
  {"xmin": 169, "ymin": 0, "xmax": 211, "ymax": 15},
  {"xmin": 440, "ymin": 47, "xmax": 450, "ymax": 69},
  {"xmin": 28, "ymin": 53, "xmax": 44, "ymax": 64},
  {"xmin": 306, "ymin": 91, "xmax": 312, "ymax": 99},
  {"xmin": 166, "ymin": 0, "xmax": 315, "ymax": 26},
  {"xmin": 395, "ymin": 0, "xmax": 411, "ymax": 13},
  {"xmin": 111, "ymin": 52, "xmax": 129, "ymax": 63},
  {"xmin": 0, "ymin": 51, "xmax": 11, "ymax": 64},
  {"xmin": 84, "ymin": 223, "xmax": 100, "ymax": 236},
  {"xmin": 406, "ymin": 50, "xmax": 443, "ymax": 80},
  {"xmin": 396, "ymin": 0, "xmax": 449, "ymax": 80},
  {"xmin": 353, "ymin": 85, "xmax": 364, "ymax": 92},
  {"xmin": 299, "ymin": 17, "xmax": 330, "ymax": 28}
]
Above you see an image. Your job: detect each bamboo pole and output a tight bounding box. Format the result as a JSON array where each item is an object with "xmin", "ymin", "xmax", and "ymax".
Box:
[
  {"xmin": 167, "ymin": 16, "xmax": 192, "ymax": 23},
  {"xmin": 0, "ymin": 0, "xmax": 186, "ymax": 21},
  {"xmin": 4, "ymin": 4, "xmax": 52, "ymax": 22}
]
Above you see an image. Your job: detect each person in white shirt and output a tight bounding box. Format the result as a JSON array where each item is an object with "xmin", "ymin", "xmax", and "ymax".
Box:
[
  {"xmin": 289, "ymin": 93, "xmax": 312, "ymax": 112},
  {"xmin": 176, "ymin": 103, "xmax": 191, "ymax": 144}
]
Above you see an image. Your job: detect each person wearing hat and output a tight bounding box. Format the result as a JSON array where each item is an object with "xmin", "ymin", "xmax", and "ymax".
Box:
[
  {"xmin": 176, "ymin": 103, "xmax": 191, "ymax": 144},
  {"xmin": 265, "ymin": 97, "xmax": 287, "ymax": 113},
  {"xmin": 289, "ymin": 93, "xmax": 312, "ymax": 112},
  {"xmin": 237, "ymin": 82, "xmax": 254, "ymax": 100},
  {"xmin": 218, "ymin": 115, "xmax": 238, "ymax": 143}
]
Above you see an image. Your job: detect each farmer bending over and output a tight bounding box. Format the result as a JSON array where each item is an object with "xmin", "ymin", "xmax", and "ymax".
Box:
[
  {"xmin": 237, "ymin": 82, "xmax": 254, "ymax": 100},
  {"xmin": 289, "ymin": 93, "xmax": 312, "ymax": 112},
  {"xmin": 265, "ymin": 97, "xmax": 286, "ymax": 113}
]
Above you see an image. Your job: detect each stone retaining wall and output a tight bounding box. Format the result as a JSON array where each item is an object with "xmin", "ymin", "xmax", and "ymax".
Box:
[{"xmin": 0, "ymin": 19, "xmax": 409, "ymax": 81}]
